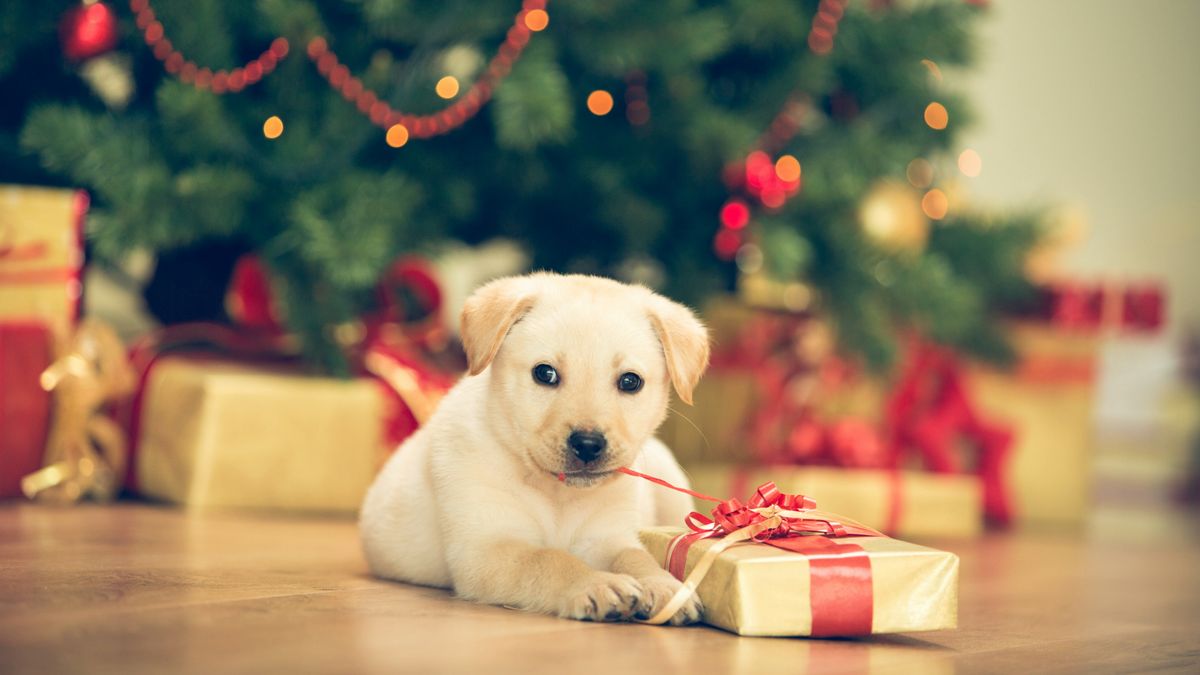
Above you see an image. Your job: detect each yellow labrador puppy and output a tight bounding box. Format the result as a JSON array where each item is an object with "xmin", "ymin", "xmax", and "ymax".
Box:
[{"xmin": 360, "ymin": 272, "xmax": 706, "ymax": 623}]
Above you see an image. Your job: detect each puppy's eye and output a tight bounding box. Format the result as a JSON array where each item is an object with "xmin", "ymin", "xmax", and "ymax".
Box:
[
  {"xmin": 532, "ymin": 364, "xmax": 560, "ymax": 387},
  {"xmin": 617, "ymin": 372, "xmax": 643, "ymax": 393}
]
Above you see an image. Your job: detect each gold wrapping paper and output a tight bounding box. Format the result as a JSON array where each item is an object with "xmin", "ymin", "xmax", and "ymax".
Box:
[
  {"xmin": 687, "ymin": 464, "xmax": 982, "ymax": 538},
  {"xmin": 640, "ymin": 527, "xmax": 958, "ymax": 637},
  {"xmin": 0, "ymin": 185, "xmax": 83, "ymax": 337},
  {"xmin": 965, "ymin": 322, "xmax": 1098, "ymax": 525},
  {"xmin": 136, "ymin": 357, "xmax": 384, "ymax": 513}
]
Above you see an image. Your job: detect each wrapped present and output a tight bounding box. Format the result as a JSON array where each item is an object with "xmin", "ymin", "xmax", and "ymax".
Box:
[
  {"xmin": 0, "ymin": 323, "xmax": 54, "ymax": 499},
  {"xmin": 0, "ymin": 185, "xmax": 87, "ymax": 336},
  {"xmin": 965, "ymin": 320, "xmax": 1099, "ymax": 526},
  {"xmin": 688, "ymin": 464, "xmax": 981, "ymax": 539},
  {"xmin": 134, "ymin": 356, "xmax": 389, "ymax": 512},
  {"xmin": 634, "ymin": 479, "xmax": 958, "ymax": 637}
]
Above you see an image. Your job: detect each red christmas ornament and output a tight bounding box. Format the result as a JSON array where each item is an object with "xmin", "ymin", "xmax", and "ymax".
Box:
[
  {"xmin": 226, "ymin": 255, "xmax": 284, "ymax": 332},
  {"xmin": 60, "ymin": 1, "xmax": 120, "ymax": 62}
]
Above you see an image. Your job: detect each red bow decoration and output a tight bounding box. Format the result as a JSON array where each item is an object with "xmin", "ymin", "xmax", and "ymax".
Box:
[
  {"xmin": 683, "ymin": 480, "xmax": 881, "ymax": 543},
  {"xmin": 886, "ymin": 339, "xmax": 1014, "ymax": 526}
]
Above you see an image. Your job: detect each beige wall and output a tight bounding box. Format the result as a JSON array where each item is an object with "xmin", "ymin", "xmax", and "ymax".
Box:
[
  {"xmin": 961, "ymin": 0, "xmax": 1200, "ymax": 427},
  {"xmin": 964, "ymin": 0, "xmax": 1199, "ymax": 329}
]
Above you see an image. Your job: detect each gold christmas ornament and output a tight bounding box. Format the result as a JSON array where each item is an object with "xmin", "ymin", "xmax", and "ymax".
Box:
[{"xmin": 859, "ymin": 180, "xmax": 929, "ymax": 252}]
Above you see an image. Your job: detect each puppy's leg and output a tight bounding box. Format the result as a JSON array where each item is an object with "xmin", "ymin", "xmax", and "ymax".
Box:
[
  {"xmin": 450, "ymin": 539, "xmax": 644, "ymax": 622},
  {"xmin": 611, "ymin": 547, "xmax": 703, "ymax": 625}
]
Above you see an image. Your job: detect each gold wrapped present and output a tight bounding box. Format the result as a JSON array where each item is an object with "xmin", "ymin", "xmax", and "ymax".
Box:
[
  {"xmin": 0, "ymin": 185, "xmax": 86, "ymax": 337},
  {"xmin": 688, "ymin": 464, "xmax": 982, "ymax": 539},
  {"xmin": 637, "ymin": 480, "xmax": 958, "ymax": 637},
  {"xmin": 135, "ymin": 357, "xmax": 385, "ymax": 513},
  {"xmin": 641, "ymin": 527, "xmax": 959, "ymax": 636},
  {"xmin": 965, "ymin": 321, "xmax": 1099, "ymax": 525}
]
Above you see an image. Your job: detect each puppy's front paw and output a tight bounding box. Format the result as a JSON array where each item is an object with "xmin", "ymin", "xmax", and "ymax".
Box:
[
  {"xmin": 561, "ymin": 572, "xmax": 643, "ymax": 622},
  {"xmin": 635, "ymin": 575, "xmax": 703, "ymax": 626}
]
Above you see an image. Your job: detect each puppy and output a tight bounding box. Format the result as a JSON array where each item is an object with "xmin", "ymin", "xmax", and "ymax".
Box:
[{"xmin": 360, "ymin": 272, "xmax": 707, "ymax": 623}]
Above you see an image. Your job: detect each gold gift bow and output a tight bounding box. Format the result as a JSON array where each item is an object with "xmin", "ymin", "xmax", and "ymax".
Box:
[{"xmin": 21, "ymin": 319, "xmax": 135, "ymax": 504}]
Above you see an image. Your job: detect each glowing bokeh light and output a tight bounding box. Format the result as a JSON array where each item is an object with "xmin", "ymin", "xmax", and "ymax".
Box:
[
  {"xmin": 720, "ymin": 200, "xmax": 751, "ymax": 230},
  {"xmin": 435, "ymin": 76, "xmax": 460, "ymax": 99},
  {"xmin": 524, "ymin": 9, "xmax": 549, "ymax": 32},
  {"xmin": 906, "ymin": 158, "xmax": 934, "ymax": 188},
  {"xmin": 922, "ymin": 188, "xmax": 949, "ymax": 220},
  {"xmin": 587, "ymin": 90, "xmax": 614, "ymax": 116},
  {"xmin": 262, "ymin": 115, "xmax": 283, "ymax": 139},
  {"xmin": 924, "ymin": 102, "xmax": 948, "ymax": 130},
  {"xmin": 386, "ymin": 124, "xmax": 410, "ymax": 148},
  {"xmin": 958, "ymin": 148, "xmax": 982, "ymax": 177},
  {"xmin": 920, "ymin": 59, "xmax": 943, "ymax": 82},
  {"xmin": 775, "ymin": 155, "xmax": 802, "ymax": 183}
]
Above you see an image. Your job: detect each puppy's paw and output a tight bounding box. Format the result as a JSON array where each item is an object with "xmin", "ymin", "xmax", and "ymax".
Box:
[
  {"xmin": 634, "ymin": 575, "xmax": 703, "ymax": 626},
  {"xmin": 560, "ymin": 572, "xmax": 643, "ymax": 622}
]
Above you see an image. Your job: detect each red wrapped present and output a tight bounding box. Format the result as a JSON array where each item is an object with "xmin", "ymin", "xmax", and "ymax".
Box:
[{"xmin": 0, "ymin": 324, "xmax": 54, "ymax": 498}]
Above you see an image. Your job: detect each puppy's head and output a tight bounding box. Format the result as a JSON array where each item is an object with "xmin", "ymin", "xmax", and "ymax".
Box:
[{"xmin": 461, "ymin": 273, "xmax": 708, "ymax": 487}]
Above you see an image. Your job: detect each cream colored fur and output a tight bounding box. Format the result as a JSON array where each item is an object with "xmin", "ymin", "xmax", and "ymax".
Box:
[{"xmin": 359, "ymin": 273, "xmax": 707, "ymax": 623}]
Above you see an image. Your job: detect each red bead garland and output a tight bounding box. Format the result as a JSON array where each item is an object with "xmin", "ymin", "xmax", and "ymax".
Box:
[
  {"xmin": 129, "ymin": 0, "xmax": 547, "ymax": 138},
  {"xmin": 131, "ymin": 0, "xmax": 286, "ymax": 94},
  {"xmin": 308, "ymin": 0, "xmax": 546, "ymax": 138}
]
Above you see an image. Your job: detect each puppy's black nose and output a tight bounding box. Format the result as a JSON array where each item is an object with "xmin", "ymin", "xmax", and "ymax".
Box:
[{"xmin": 568, "ymin": 430, "xmax": 607, "ymax": 463}]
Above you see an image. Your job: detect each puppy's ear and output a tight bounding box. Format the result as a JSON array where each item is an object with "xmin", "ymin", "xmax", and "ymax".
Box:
[
  {"xmin": 460, "ymin": 276, "xmax": 538, "ymax": 376},
  {"xmin": 646, "ymin": 295, "xmax": 710, "ymax": 405}
]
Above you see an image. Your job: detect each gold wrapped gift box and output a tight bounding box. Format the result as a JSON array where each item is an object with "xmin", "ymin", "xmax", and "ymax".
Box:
[
  {"xmin": 0, "ymin": 185, "xmax": 85, "ymax": 336},
  {"xmin": 965, "ymin": 322, "xmax": 1098, "ymax": 526},
  {"xmin": 136, "ymin": 357, "xmax": 385, "ymax": 513},
  {"xmin": 640, "ymin": 527, "xmax": 958, "ymax": 637},
  {"xmin": 687, "ymin": 464, "xmax": 982, "ymax": 539}
]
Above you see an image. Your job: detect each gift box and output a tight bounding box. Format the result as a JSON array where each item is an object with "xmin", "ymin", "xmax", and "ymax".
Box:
[
  {"xmin": 687, "ymin": 463, "xmax": 981, "ymax": 539},
  {"xmin": 965, "ymin": 321, "xmax": 1099, "ymax": 526},
  {"xmin": 134, "ymin": 357, "xmax": 388, "ymax": 512},
  {"xmin": 0, "ymin": 323, "xmax": 54, "ymax": 499},
  {"xmin": 638, "ymin": 484, "xmax": 959, "ymax": 637},
  {"xmin": 0, "ymin": 185, "xmax": 87, "ymax": 336}
]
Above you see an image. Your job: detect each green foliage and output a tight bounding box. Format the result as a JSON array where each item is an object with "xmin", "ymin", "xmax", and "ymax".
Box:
[{"xmin": 6, "ymin": 0, "xmax": 1041, "ymax": 373}]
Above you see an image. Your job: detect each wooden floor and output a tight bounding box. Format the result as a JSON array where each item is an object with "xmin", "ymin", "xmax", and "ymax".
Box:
[{"xmin": 1, "ymin": 499, "xmax": 1198, "ymax": 674}]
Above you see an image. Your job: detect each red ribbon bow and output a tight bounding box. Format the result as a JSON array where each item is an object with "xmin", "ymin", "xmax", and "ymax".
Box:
[{"xmin": 682, "ymin": 481, "xmax": 880, "ymax": 543}]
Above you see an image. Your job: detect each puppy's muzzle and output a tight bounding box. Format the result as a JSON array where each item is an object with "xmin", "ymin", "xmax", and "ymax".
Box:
[{"xmin": 567, "ymin": 430, "xmax": 607, "ymax": 464}]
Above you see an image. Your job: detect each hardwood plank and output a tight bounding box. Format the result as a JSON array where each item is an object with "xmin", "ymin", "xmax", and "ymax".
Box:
[{"xmin": 1, "ymin": 500, "xmax": 1197, "ymax": 674}]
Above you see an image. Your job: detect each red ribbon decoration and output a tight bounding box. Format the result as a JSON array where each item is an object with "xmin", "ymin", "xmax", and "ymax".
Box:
[
  {"xmin": 886, "ymin": 339, "xmax": 1014, "ymax": 526},
  {"xmin": 620, "ymin": 467, "xmax": 879, "ymax": 636}
]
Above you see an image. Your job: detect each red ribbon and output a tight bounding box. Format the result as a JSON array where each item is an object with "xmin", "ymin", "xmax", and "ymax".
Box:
[
  {"xmin": 620, "ymin": 467, "xmax": 879, "ymax": 636},
  {"xmin": 886, "ymin": 339, "xmax": 1014, "ymax": 526}
]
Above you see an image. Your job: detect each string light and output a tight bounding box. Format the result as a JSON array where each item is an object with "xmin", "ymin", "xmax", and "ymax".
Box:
[
  {"xmin": 924, "ymin": 102, "xmax": 949, "ymax": 130},
  {"xmin": 774, "ymin": 155, "xmax": 802, "ymax": 182},
  {"xmin": 385, "ymin": 124, "xmax": 410, "ymax": 148},
  {"xmin": 435, "ymin": 75, "xmax": 460, "ymax": 99},
  {"xmin": 524, "ymin": 8, "xmax": 549, "ymax": 32},
  {"xmin": 587, "ymin": 89, "xmax": 614, "ymax": 116},
  {"xmin": 958, "ymin": 148, "xmax": 982, "ymax": 177},
  {"xmin": 906, "ymin": 158, "xmax": 934, "ymax": 188},
  {"xmin": 921, "ymin": 188, "xmax": 949, "ymax": 219},
  {"xmin": 262, "ymin": 115, "xmax": 283, "ymax": 139}
]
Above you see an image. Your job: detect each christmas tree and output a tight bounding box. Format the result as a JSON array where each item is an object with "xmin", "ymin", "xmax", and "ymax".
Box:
[{"xmin": 10, "ymin": 0, "xmax": 1039, "ymax": 374}]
